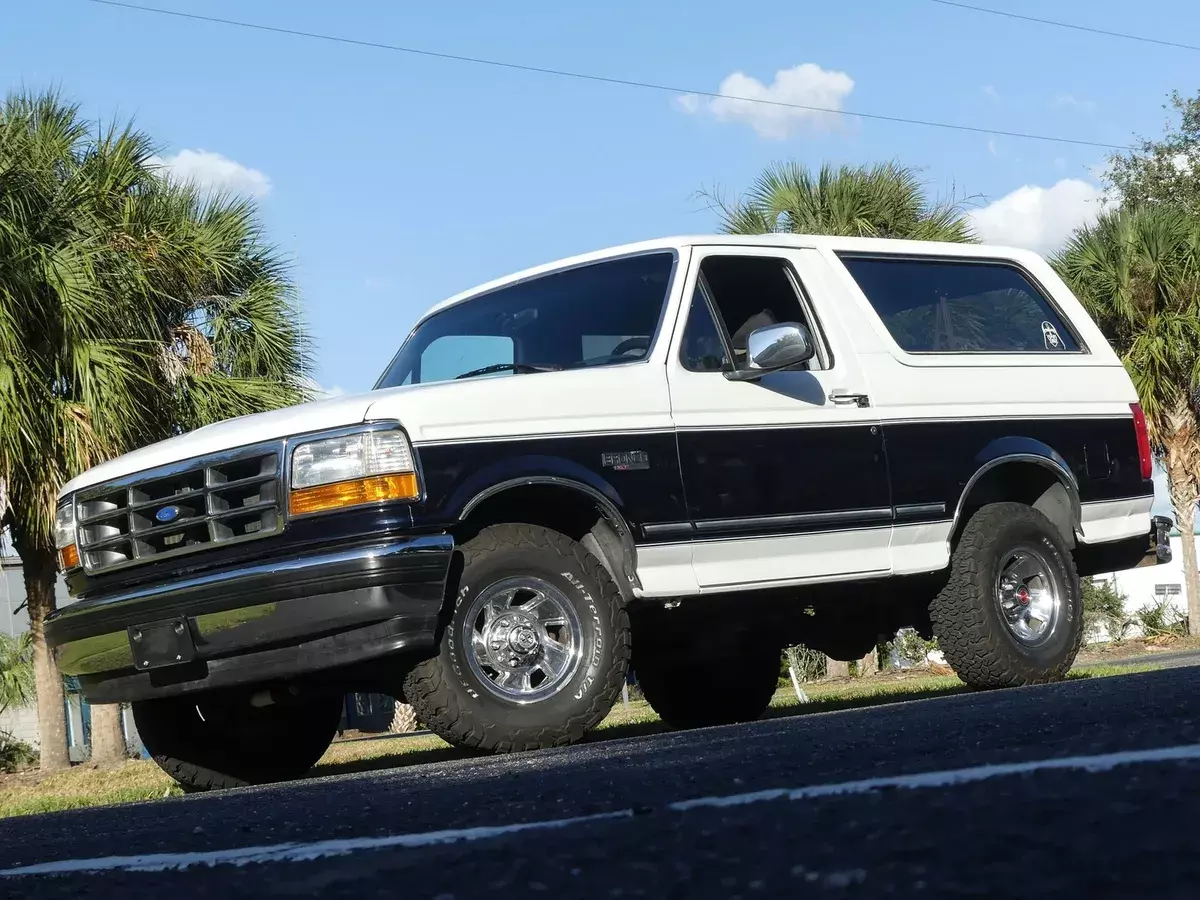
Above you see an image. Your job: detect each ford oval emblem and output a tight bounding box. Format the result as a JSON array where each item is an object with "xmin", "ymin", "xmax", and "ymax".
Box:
[{"xmin": 155, "ymin": 505, "xmax": 182, "ymax": 524}]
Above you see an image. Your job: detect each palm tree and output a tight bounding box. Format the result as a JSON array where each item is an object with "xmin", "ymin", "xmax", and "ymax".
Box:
[
  {"xmin": 704, "ymin": 161, "xmax": 976, "ymax": 241},
  {"xmin": 389, "ymin": 700, "xmax": 419, "ymax": 734},
  {"xmin": 0, "ymin": 632, "xmax": 34, "ymax": 716},
  {"xmin": 1054, "ymin": 205, "xmax": 1200, "ymax": 637},
  {"xmin": 0, "ymin": 90, "xmax": 310, "ymax": 769}
]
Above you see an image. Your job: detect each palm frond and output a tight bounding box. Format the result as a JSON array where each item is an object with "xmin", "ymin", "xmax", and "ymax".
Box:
[
  {"xmin": 0, "ymin": 88, "xmax": 309, "ymax": 561},
  {"xmin": 709, "ymin": 160, "xmax": 975, "ymax": 241}
]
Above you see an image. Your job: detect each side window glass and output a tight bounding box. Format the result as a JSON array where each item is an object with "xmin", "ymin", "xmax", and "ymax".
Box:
[
  {"xmin": 838, "ymin": 255, "xmax": 1082, "ymax": 353},
  {"xmin": 680, "ymin": 285, "xmax": 730, "ymax": 372},
  {"xmin": 420, "ymin": 335, "xmax": 514, "ymax": 383},
  {"xmin": 687, "ymin": 256, "xmax": 823, "ymax": 370}
]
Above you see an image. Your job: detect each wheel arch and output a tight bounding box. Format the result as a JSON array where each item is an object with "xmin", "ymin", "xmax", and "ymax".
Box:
[
  {"xmin": 951, "ymin": 440, "xmax": 1082, "ymax": 550},
  {"xmin": 458, "ymin": 477, "xmax": 640, "ymax": 600}
]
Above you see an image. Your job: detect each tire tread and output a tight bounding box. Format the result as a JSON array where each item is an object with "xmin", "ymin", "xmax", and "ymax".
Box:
[{"xmin": 930, "ymin": 502, "xmax": 1082, "ymax": 689}]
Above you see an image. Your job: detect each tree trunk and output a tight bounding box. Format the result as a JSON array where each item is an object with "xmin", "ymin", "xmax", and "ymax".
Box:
[
  {"xmin": 1179, "ymin": 508, "xmax": 1200, "ymax": 638},
  {"xmin": 826, "ymin": 657, "xmax": 850, "ymax": 679},
  {"xmin": 20, "ymin": 546, "xmax": 69, "ymax": 771},
  {"xmin": 1164, "ymin": 434, "xmax": 1200, "ymax": 636},
  {"xmin": 389, "ymin": 700, "xmax": 419, "ymax": 733},
  {"xmin": 89, "ymin": 704, "xmax": 126, "ymax": 763},
  {"xmin": 858, "ymin": 648, "xmax": 878, "ymax": 677}
]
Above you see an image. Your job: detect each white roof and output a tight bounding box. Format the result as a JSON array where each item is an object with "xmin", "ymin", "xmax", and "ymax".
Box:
[{"xmin": 418, "ymin": 233, "xmax": 1046, "ymax": 324}]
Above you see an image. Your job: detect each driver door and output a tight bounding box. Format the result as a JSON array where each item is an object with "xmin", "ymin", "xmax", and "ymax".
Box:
[{"xmin": 667, "ymin": 246, "xmax": 891, "ymax": 591}]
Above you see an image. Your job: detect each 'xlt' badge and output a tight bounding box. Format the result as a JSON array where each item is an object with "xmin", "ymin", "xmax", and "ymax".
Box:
[{"xmin": 601, "ymin": 450, "xmax": 649, "ymax": 472}]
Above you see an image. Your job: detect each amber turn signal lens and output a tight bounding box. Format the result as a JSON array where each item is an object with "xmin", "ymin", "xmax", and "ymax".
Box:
[
  {"xmin": 289, "ymin": 472, "xmax": 419, "ymax": 516},
  {"xmin": 59, "ymin": 544, "xmax": 80, "ymax": 570}
]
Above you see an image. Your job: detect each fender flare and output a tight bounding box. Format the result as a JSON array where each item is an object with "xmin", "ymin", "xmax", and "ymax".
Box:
[
  {"xmin": 951, "ymin": 439, "xmax": 1082, "ymax": 539},
  {"xmin": 459, "ymin": 475, "xmax": 640, "ymax": 590}
]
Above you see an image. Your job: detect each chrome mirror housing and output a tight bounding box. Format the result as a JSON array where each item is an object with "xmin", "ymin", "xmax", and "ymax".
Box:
[{"xmin": 726, "ymin": 322, "xmax": 815, "ymax": 381}]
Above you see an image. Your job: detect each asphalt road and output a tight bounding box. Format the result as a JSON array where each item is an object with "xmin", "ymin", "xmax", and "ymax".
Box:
[{"xmin": 3, "ymin": 664, "xmax": 1200, "ymax": 898}]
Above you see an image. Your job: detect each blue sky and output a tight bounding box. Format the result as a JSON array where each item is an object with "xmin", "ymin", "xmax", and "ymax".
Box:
[
  {"xmin": 3, "ymin": 0, "xmax": 1197, "ymax": 412},
  {"xmin": 2, "ymin": 0, "xmax": 1188, "ymax": 518}
]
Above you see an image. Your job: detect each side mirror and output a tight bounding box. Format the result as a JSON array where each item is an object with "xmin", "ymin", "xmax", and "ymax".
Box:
[{"xmin": 725, "ymin": 322, "xmax": 815, "ymax": 382}]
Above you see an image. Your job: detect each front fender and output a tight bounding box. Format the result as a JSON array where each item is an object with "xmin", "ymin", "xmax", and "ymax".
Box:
[{"xmin": 445, "ymin": 453, "xmax": 627, "ymax": 522}]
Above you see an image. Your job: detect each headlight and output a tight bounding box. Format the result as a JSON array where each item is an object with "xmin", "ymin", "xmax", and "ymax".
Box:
[
  {"xmin": 55, "ymin": 500, "xmax": 80, "ymax": 569},
  {"xmin": 289, "ymin": 428, "xmax": 419, "ymax": 516}
]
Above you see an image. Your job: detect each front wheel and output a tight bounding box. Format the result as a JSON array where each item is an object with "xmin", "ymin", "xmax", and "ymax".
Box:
[
  {"xmin": 930, "ymin": 502, "xmax": 1082, "ymax": 689},
  {"xmin": 132, "ymin": 686, "xmax": 342, "ymax": 791},
  {"xmin": 403, "ymin": 524, "xmax": 630, "ymax": 753}
]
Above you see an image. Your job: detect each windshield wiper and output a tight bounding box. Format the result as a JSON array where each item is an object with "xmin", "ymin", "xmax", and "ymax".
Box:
[{"xmin": 454, "ymin": 362, "xmax": 559, "ymax": 380}]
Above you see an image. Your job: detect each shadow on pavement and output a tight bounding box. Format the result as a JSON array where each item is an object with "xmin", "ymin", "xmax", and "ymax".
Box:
[{"xmin": 312, "ymin": 680, "xmax": 983, "ymax": 779}]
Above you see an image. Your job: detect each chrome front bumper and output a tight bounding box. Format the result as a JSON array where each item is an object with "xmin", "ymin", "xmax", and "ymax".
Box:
[{"xmin": 46, "ymin": 535, "xmax": 454, "ymax": 703}]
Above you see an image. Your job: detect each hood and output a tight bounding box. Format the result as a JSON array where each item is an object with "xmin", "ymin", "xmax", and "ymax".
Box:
[
  {"xmin": 59, "ymin": 392, "xmax": 378, "ymax": 497},
  {"xmin": 60, "ymin": 363, "xmax": 673, "ymax": 497}
]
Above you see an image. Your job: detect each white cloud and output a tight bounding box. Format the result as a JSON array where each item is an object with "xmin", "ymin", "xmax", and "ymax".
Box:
[
  {"xmin": 970, "ymin": 179, "xmax": 1106, "ymax": 254},
  {"xmin": 1172, "ymin": 151, "xmax": 1198, "ymax": 174},
  {"xmin": 149, "ymin": 149, "xmax": 271, "ymax": 198},
  {"xmin": 1054, "ymin": 94, "xmax": 1097, "ymax": 114},
  {"xmin": 676, "ymin": 63, "xmax": 855, "ymax": 139},
  {"xmin": 302, "ymin": 377, "xmax": 346, "ymax": 401},
  {"xmin": 987, "ymin": 139, "xmax": 999, "ymax": 157},
  {"xmin": 982, "ymin": 85, "xmax": 1000, "ymax": 101}
]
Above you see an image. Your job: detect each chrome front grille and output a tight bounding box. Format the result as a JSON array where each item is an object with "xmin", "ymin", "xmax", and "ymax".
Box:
[{"xmin": 75, "ymin": 446, "xmax": 283, "ymax": 575}]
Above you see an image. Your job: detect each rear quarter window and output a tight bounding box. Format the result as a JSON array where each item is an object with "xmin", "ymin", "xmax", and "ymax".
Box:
[{"xmin": 837, "ymin": 254, "xmax": 1082, "ymax": 354}]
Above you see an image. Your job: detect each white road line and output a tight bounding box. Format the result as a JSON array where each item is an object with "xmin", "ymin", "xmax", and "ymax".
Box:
[
  {"xmin": 5, "ymin": 742, "xmax": 1200, "ymax": 878},
  {"xmin": 670, "ymin": 742, "xmax": 1200, "ymax": 810},
  {"xmin": 0, "ymin": 810, "xmax": 634, "ymax": 877}
]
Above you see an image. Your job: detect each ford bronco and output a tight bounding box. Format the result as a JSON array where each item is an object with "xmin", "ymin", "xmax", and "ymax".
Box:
[{"xmin": 47, "ymin": 234, "xmax": 1169, "ymax": 789}]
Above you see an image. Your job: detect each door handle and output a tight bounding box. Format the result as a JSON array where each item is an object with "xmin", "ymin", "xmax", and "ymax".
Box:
[{"xmin": 828, "ymin": 390, "xmax": 870, "ymax": 408}]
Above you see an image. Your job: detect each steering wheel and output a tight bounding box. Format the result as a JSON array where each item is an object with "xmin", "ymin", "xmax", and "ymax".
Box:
[{"xmin": 610, "ymin": 336, "xmax": 651, "ymax": 357}]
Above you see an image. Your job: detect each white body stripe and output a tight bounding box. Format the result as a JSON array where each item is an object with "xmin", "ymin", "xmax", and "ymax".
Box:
[{"xmin": 634, "ymin": 499, "xmax": 1149, "ymax": 597}]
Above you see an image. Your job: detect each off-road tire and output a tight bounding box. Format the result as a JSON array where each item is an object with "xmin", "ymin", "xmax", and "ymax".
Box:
[
  {"xmin": 930, "ymin": 502, "xmax": 1082, "ymax": 689},
  {"xmin": 132, "ymin": 688, "xmax": 343, "ymax": 791},
  {"xmin": 636, "ymin": 646, "xmax": 780, "ymax": 730},
  {"xmin": 402, "ymin": 524, "xmax": 630, "ymax": 752}
]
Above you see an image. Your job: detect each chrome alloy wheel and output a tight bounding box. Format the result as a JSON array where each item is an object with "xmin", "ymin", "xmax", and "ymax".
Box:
[
  {"xmin": 994, "ymin": 546, "xmax": 1062, "ymax": 646},
  {"xmin": 462, "ymin": 576, "xmax": 583, "ymax": 703}
]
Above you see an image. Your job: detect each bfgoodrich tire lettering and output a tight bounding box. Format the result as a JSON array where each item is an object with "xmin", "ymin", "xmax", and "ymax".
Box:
[
  {"xmin": 931, "ymin": 502, "xmax": 1082, "ymax": 689},
  {"xmin": 402, "ymin": 524, "xmax": 630, "ymax": 752}
]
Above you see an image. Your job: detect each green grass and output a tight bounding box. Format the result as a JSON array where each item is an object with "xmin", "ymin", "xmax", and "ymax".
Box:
[{"xmin": 0, "ymin": 660, "xmax": 1160, "ymax": 819}]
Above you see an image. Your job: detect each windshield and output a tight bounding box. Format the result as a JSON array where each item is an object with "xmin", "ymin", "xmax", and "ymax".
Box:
[{"xmin": 375, "ymin": 252, "xmax": 676, "ymax": 388}]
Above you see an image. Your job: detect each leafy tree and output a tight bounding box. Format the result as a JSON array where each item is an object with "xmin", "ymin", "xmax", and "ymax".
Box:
[
  {"xmin": 1105, "ymin": 91, "xmax": 1200, "ymax": 214},
  {"xmin": 1053, "ymin": 205, "xmax": 1200, "ymax": 636},
  {"xmin": 1080, "ymin": 577, "xmax": 1131, "ymax": 643},
  {"xmin": 703, "ymin": 161, "xmax": 976, "ymax": 241},
  {"xmin": 0, "ymin": 90, "xmax": 310, "ymax": 769}
]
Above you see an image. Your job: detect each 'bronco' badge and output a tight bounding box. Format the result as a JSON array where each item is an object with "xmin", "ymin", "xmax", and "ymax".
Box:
[{"xmin": 601, "ymin": 450, "xmax": 649, "ymax": 472}]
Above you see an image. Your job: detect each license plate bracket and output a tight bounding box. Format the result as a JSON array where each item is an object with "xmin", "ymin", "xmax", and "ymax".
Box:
[{"xmin": 129, "ymin": 618, "xmax": 196, "ymax": 671}]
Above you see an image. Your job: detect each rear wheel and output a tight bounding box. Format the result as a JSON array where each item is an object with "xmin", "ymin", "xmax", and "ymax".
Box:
[
  {"xmin": 636, "ymin": 646, "xmax": 780, "ymax": 730},
  {"xmin": 133, "ymin": 686, "xmax": 342, "ymax": 791},
  {"xmin": 931, "ymin": 502, "xmax": 1082, "ymax": 689},
  {"xmin": 403, "ymin": 524, "xmax": 630, "ymax": 752}
]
